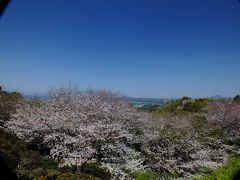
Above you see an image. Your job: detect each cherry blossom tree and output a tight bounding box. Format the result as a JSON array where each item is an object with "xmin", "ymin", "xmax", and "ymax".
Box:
[
  {"xmin": 206, "ymin": 100, "xmax": 240, "ymax": 144},
  {"xmin": 6, "ymin": 87, "xmax": 149, "ymax": 168}
]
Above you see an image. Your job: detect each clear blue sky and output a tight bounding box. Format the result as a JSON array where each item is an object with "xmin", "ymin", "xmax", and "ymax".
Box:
[{"xmin": 0, "ymin": 0, "xmax": 240, "ymax": 98}]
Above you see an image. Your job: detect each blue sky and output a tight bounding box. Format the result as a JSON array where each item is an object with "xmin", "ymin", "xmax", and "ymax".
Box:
[{"xmin": 0, "ymin": 0, "xmax": 240, "ymax": 98}]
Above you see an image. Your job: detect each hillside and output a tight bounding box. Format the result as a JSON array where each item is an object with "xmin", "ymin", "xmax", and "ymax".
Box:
[{"xmin": 1, "ymin": 89, "xmax": 240, "ymax": 179}]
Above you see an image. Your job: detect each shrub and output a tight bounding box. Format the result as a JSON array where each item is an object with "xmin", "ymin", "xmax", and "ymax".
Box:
[
  {"xmin": 139, "ymin": 105, "xmax": 160, "ymax": 113},
  {"xmin": 183, "ymin": 98, "xmax": 209, "ymax": 113},
  {"xmin": 233, "ymin": 95, "xmax": 240, "ymax": 103},
  {"xmin": 0, "ymin": 128, "xmax": 100, "ymax": 179},
  {"xmin": 154, "ymin": 100, "xmax": 179, "ymax": 114},
  {"xmin": 0, "ymin": 129, "xmax": 22, "ymax": 179},
  {"xmin": 54, "ymin": 172, "xmax": 99, "ymax": 180},
  {"xmin": 154, "ymin": 98, "xmax": 210, "ymax": 115},
  {"xmin": 80, "ymin": 162, "xmax": 111, "ymax": 180},
  {"xmin": 130, "ymin": 170, "xmax": 158, "ymax": 180},
  {"xmin": 0, "ymin": 91, "xmax": 22, "ymax": 125},
  {"xmin": 203, "ymin": 159, "xmax": 240, "ymax": 180}
]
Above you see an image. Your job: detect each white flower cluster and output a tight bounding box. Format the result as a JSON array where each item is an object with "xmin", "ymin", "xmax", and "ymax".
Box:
[{"xmin": 6, "ymin": 87, "xmax": 148, "ymax": 168}]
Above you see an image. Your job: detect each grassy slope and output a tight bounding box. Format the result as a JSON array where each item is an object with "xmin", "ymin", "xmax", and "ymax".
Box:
[{"xmin": 203, "ymin": 159, "xmax": 240, "ymax": 180}]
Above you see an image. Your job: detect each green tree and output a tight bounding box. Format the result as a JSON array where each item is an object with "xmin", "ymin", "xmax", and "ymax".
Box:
[
  {"xmin": 233, "ymin": 95, "xmax": 240, "ymax": 102},
  {"xmin": 183, "ymin": 98, "xmax": 209, "ymax": 113},
  {"xmin": 0, "ymin": 91, "xmax": 22, "ymax": 125}
]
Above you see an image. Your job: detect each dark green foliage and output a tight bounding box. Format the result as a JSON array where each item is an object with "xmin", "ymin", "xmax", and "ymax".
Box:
[
  {"xmin": 17, "ymin": 157, "xmax": 99, "ymax": 180},
  {"xmin": 0, "ymin": 155, "xmax": 18, "ymax": 179},
  {"xmin": 27, "ymin": 135, "xmax": 51, "ymax": 155},
  {"xmin": 0, "ymin": 128, "xmax": 56, "ymax": 179},
  {"xmin": 183, "ymin": 98, "xmax": 209, "ymax": 113},
  {"xmin": 139, "ymin": 104, "xmax": 161, "ymax": 113},
  {"xmin": 17, "ymin": 152, "xmax": 58, "ymax": 179},
  {"xmin": 0, "ymin": 128, "xmax": 31, "ymax": 171},
  {"xmin": 233, "ymin": 95, "xmax": 240, "ymax": 102},
  {"xmin": 0, "ymin": 129, "xmax": 22, "ymax": 179},
  {"xmin": 0, "ymin": 129, "xmax": 99, "ymax": 179},
  {"xmin": 80, "ymin": 162, "xmax": 111, "ymax": 180},
  {"xmin": 53, "ymin": 172, "xmax": 99, "ymax": 180},
  {"xmin": 0, "ymin": 91, "xmax": 22, "ymax": 124}
]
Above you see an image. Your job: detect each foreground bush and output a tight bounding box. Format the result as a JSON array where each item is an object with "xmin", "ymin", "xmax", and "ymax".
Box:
[
  {"xmin": 202, "ymin": 159, "xmax": 240, "ymax": 180},
  {"xmin": 0, "ymin": 91, "xmax": 22, "ymax": 125},
  {"xmin": 80, "ymin": 162, "xmax": 111, "ymax": 180},
  {"xmin": 130, "ymin": 170, "xmax": 158, "ymax": 180},
  {"xmin": 0, "ymin": 128, "xmax": 101, "ymax": 179},
  {"xmin": 0, "ymin": 128, "xmax": 22, "ymax": 179}
]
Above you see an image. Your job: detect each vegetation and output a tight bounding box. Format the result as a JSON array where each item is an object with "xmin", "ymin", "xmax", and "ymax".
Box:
[
  {"xmin": 81, "ymin": 162, "xmax": 111, "ymax": 180},
  {"xmin": 0, "ymin": 90, "xmax": 22, "ymax": 125},
  {"xmin": 202, "ymin": 158, "xmax": 240, "ymax": 180},
  {"xmin": 138, "ymin": 104, "xmax": 161, "ymax": 113},
  {"xmin": 233, "ymin": 95, "xmax": 240, "ymax": 103},
  {"xmin": 154, "ymin": 100, "xmax": 179, "ymax": 114},
  {"xmin": 183, "ymin": 98, "xmax": 209, "ymax": 113},
  {"xmin": 1, "ymin": 88, "xmax": 240, "ymax": 179},
  {"xmin": 153, "ymin": 97, "xmax": 210, "ymax": 115},
  {"xmin": 0, "ymin": 128, "xmax": 101, "ymax": 179},
  {"xmin": 130, "ymin": 171, "xmax": 158, "ymax": 180}
]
